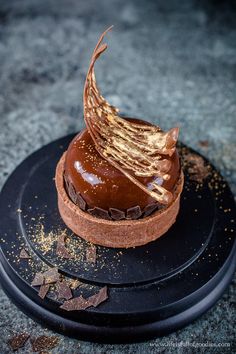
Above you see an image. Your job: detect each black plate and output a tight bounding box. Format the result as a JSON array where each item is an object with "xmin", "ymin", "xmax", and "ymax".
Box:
[{"xmin": 0, "ymin": 134, "xmax": 235, "ymax": 343}]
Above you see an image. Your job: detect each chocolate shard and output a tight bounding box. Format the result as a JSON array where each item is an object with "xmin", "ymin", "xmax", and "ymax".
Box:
[
  {"xmin": 56, "ymin": 244, "xmax": 72, "ymax": 259},
  {"xmin": 57, "ymin": 233, "xmax": 66, "ymax": 245},
  {"xmin": 56, "ymin": 280, "xmax": 72, "ymax": 300},
  {"xmin": 64, "ymin": 173, "xmax": 87, "ymax": 211},
  {"xmin": 70, "ymin": 279, "xmax": 83, "ymax": 290},
  {"xmin": 31, "ymin": 268, "xmax": 60, "ymax": 287},
  {"xmin": 31, "ymin": 272, "xmax": 45, "ymax": 286},
  {"xmin": 77, "ymin": 193, "xmax": 87, "ymax": 211},
  {"xmin": 60, "ymin": 295, "xmax": 91, "ymax": 311},
  {"xmin": 143, "ymin": 203, "xmax": 158, "ymax": 217},
  {"xmin": 184, "ymin": 153, "xmax": 210, "ymax": 183},
  {"xmin": 68, "ymin": 180, "xmax": 77, "ymax": 204},
  {"xmin": 126, "ymin": 205, "xmax": 142, "ymax": 220},
  {"xmin": 31, "ymin": 335, "xmax": 59, "ymax": 352},
  {"xmin": 56, "ymin": 234, "xmax": 72, "ymax": 259},
  {"xmin": 88, "ymin": 286, "xmax": 108, "ymax": 307},
  {"xmin": 109, "ymin": 208, "xmax": 126, "ymax": 220},
  {"xmin": 63, "ymin": 173, "xmax": 70, "ymax": 191},
  {"xmin": 88, "ymin": 207, "xmax": 111, "ymax": 220},
  {"xmin": 86, "ymin": 244, "xmax": 97, "ymax": 263},
  {"xmin": 38, "ymin": 284, "xmax": 50, "ymax": 299},
  {"xmin": 43, "ymin": 267, "xmax": 60, "ymax": 284},
  {"xmin": 19, "ymin": 248, "xmax": 31, "ymax": 259},
  {"xmin": 8, "ymin": 332, "xmax": 30, "ymax": 351}
]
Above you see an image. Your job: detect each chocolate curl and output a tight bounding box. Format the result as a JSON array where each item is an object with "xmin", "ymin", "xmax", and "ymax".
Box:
[{"xmin": 83, "ymin": 27, "xmax": 179, "ymax": 205}]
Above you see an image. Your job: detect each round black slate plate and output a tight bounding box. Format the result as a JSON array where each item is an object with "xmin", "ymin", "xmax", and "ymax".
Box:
[{"xmin": 0, "ymin": 134, "xmax": 235, "ymax": 343}]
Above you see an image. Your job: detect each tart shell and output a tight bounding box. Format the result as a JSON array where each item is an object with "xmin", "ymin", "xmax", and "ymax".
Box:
[{"xmin": 55, "ymin": 153, "xmax": 184, "ymax": 248}]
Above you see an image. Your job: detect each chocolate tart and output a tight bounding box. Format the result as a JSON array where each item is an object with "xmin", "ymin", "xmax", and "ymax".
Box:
[
  {"xmin": 55, "ymin": 27, "xmax": 184, "ymax": 248},
  {"xmin": 56, "ymin": 153, "xmax": 184, "ymax": 247}
]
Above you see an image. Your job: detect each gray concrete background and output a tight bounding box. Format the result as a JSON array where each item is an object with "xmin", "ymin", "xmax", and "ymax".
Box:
[{"xmin": 0, "ymin": 0, "xmax": 235, "ymax": 353}]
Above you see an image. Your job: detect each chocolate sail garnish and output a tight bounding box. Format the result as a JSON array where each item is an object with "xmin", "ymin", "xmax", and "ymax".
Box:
[{"xmin": 83, "ymin": 27, "xmax": 179, "ymax": 205}]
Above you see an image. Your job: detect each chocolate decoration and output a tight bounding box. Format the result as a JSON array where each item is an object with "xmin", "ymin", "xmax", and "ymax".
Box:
[
  {"xmin": 88, "ymin": 207, "xmax": 111, "ymax": 220},
  {"xmin": 8, "ymin": 333, "xmax": 30, "ymax": 351},
  {"xmin": 60, "ymin": 295, "xmax": 91, "ymax": 311},
  {"xmin": 56, "ymin": 243, "xmax": 72, "ymax": 259},
  {"xmin": 56, "ymin": 234, "xmax": 72, "ymax": 259},
  {"xmin": 83, "ymin": 27, "xmax": 179, "ymax": 205},
  {"xmin": 68, "ymin": 180, "xmax": 77, "ymax": 204},
  {"xmin": 19, "ymin": 248, "xmax": 31, "ymax": 259},
  {"xmin": 77, "ymin": 193, "xmax": 87, "ymax": 211},
  {"xmin": 88, "ymin": 286, "xmax": 108, "ymax": 307},
  {"xmin": 183, "ymin": 153, "xmax": 210, "ymax": 183},
  {"xmin": 38, "ymin": 284, "xmax": 50, "ymax": 299},
  {"xmin": 63, "ymin": 173, "xmax": 70, "ymax": 192},
  {"xmin": 86, "ymin": 244, "xmax": 97, "ymax": 263},
  {"xmin": 31, "ymin": 336, "xmax": 59, "ymax": 352},
  {"xmin": 32, "ymin": 268, "xmax": 60, "ymax": 286},
  {"xmin": 70, "ymin": 279, "xmax": 83, "ymax": 290},
  {"xmin": 56, "ymin": 280, "xmax": 72, "ymax": 300},
  {"xmin": 31, "ymin": 272, "xmax": 45, "ymax": 286},
  {"xmin": 43, "ymin": 268, "xmax": 60, "ymax": 284},
  {"xmin": 59, "ymin": 288, "xmax": 108, "ymax": 312},
  {"xmin": 126, "ymin": 205, "xmax": 142, "ymax": 220},
  {"xmin": 143, "ymin": 203, "xmax": 158, "ymax": 217},
  {"xmin": 109, "ymin": 208, "xmax": 126, "ymax": 220}
]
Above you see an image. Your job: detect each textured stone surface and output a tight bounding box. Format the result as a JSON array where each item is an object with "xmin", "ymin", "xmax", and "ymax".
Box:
[{"xmin": 0, "ymin": 0, "xmax": 235, "ymax": 353}]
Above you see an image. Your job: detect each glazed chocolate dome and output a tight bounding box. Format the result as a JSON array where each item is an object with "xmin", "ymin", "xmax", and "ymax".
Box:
[{"xmin": 64, "ymin": 118, "xmax": 180, "ymax": 216}]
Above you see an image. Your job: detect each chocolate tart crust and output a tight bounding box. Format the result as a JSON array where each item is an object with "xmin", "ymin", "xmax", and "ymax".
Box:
[{"xmin": 55, "ymin": 153, "xmax": 184, "ymax": 248}]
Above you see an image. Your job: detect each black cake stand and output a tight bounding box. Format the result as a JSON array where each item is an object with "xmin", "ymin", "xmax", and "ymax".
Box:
[{"xmin": 0, "ymin": 134, "xmax": 235, "ymax": 343}]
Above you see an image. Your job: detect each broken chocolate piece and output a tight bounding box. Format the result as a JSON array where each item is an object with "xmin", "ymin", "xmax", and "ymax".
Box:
[
  {"xmin": 143, "ymin": 203, "xmax": 158, "ymax": 217},
  {"xmin": 63, "ymin": 172, "xmax": 70, "ymax": 190},
  {"xmin": 88, "ymin": 286, "xmax": 108, "ymax": 307},
  {"xmin": 43, "ymin": 268, "xmax": 60, "ymax": 284},
  {"xmin": 77, "ymin": 193, "xmax": 87, "ymax": 211},
  {"xmin": 31, "ymin": 335, "xmax": 59, "ymax": 352},
  {"xmin": 56, "ymin": 234, "xmax": 72, "ymax": 259},
  {"xmin": 19, "ymin": 248, "xmax": 31, "ymax": 259},
  {"xmin": 109, "ymin": 208, "xmax": 126, "ymax": 220},
  {"xmin": 38, "ymin": 284, "xmax": 50, "ymax": 299},
  {"xmin": 64, "ymin": 175, "xmax": 87, "ymax": 210},
  {"xmin": 56, "ymin": 280, "xmax": 72, "ymax": 300},
  {"xmin": 56, "ymin": 243, "xmax": 72, "ymax": 259},
  {"xmin": 60, "ymin": 295, "xmax": 91, "ymax": 311},
  {"xmin": 31, "ymin": 268, "xmax": 60, "ymax": 287},
  {"xmin": 70, "ymin": 279, "xmax": 83, "ymax": 289},
  {"xmin": 126, "ymin": 205, "xmax": 142, "ymax": 219},
  {"xmin": 86, "ymin": 244, "xmax": 97, "ymax": 263},
  {"xmin": 8, "ymin": 332, "xmax": 30, "ymax": 351},
  {"xmin": 184, "ymin": 152, "xmax": 210, "ymax": 183},
  {"xmin": 31, "ymin": 272, "xmax": 45, "ymax": 286},
  {"xmin": 88, "ymin": 207, "xmax": 111, "ymax": 220},
  {"xmin": 57, "ymin": 233, "xmax": 66, "ymax": 245},
  {"xmin": 68, "ymin": 180, "xmax": 77, "ymax": 204}
]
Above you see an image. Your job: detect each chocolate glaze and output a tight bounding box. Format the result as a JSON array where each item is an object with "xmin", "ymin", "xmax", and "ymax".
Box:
[{"xmin": 64, "ymin": 118, "xmax": 180, "ymax": 215}]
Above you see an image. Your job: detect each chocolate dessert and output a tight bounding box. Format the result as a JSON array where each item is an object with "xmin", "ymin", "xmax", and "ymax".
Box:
[{"xmin": 55, "ymin": 27, "xmax": 184, "ymax": 248}]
